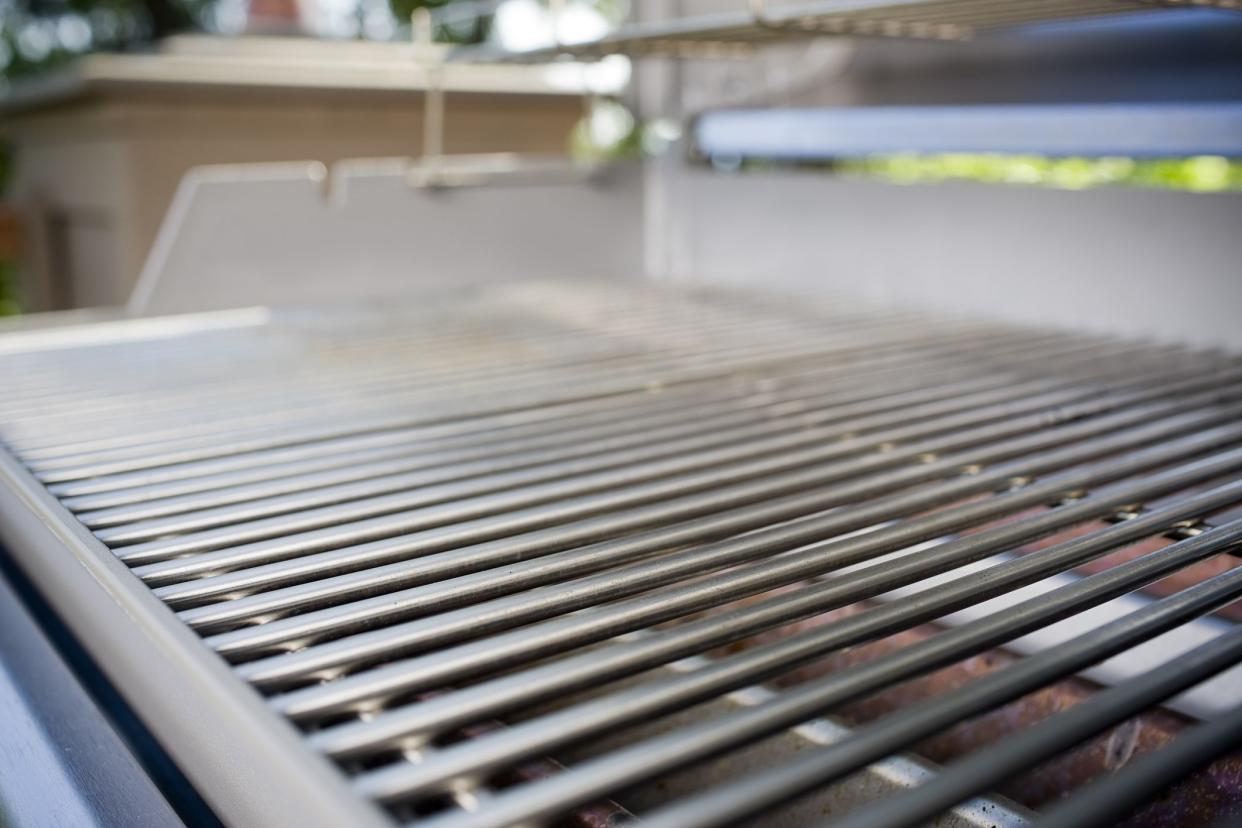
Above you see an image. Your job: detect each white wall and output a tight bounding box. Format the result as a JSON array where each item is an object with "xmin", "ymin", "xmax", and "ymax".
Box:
[{"xmin": 650, "ymin": 164, "xmax": 1242, "ymax": 349}]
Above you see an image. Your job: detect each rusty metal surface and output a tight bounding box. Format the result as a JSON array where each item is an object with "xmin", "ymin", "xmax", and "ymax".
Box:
[{"xmin": 724, "ymin": 589, "xmax": 1242, "ymax": 825}]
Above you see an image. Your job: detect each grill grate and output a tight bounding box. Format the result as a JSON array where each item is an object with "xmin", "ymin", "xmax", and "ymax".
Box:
[{"xmin": 0, "ymin": 280, "xmax": 1240, "ymax": 827}]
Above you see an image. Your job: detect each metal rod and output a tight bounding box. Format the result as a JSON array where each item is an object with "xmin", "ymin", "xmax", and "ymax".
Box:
[
  {"xmin": 68, "ymin": 351, "xmax": 1022, "ymax": 514},
  {"xmin": 150, "ymin": 392, "xmax": 1242, "ymax": 616},
  {"xmin": 88, "ymin": 373, "xmax": 1076, "ymax": 539},
  {"xmin": 414, "ymin": 8, "xmax": 445, "ymax": 183},
  {"xmin": 77, "ymin": 337, "xmax": 1209, "ymax": 525},
  {"xmin": 259, "ymin": 421, "xmax": 1242, "ymax": 715},
  {"xmin": 25, "ymin": 315, "xmax": 954, "ymax": 474},
  {"xmin": 48, "ymin": 330, "xmax": 1060, "ymax": 499},
  {"xmin": 167, "ymin": 369, "xmax": 1097, "ymax": 620},
  {"xmin": 1029, "ymin": 702, "xmax": 1242, "ymax": 828},
  {"xmin": 633, "ymin": 553, "xmax": 1242, "ymax": 828},
  {"xmin": 408, "ymin": 523, "xmax": 1242, "ymax": 827},
  {"xmin": 830, "ymin": 629, "xmax": 1242, "ymax": 828},
  {"xmin": 184, "ymin": 418, "xmax": 1242, "ymax": 638},
  {"xmin": 21, "ymin": 333, "xmax": 950, "ymax": 479},
  {"xmin": 15, "ymin": 317, "xmax": 1188, "ymax": 474},
  {"xmin": 125, "ymin": 377, "xmax": 1242, "ymax": 577},
  {"xmin": 306, "ymin": 472, "xmax": 1242, "ymax": 772},
  {"xmin": 216, "ymin": 426, "xmax": 1242, "ymax": 669}
]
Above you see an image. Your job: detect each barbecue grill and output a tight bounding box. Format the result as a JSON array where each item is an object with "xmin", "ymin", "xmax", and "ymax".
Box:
[
  {"xmin": 3, "ymin": 280, "xmax": 1241, "ymax": 827},
  {"xmin": 2, "ymin": 3, "xmax": 1242, "ymax": 828}
]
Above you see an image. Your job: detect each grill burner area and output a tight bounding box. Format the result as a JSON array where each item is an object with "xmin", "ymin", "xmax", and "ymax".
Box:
[{"xmin": 0, "ymin": 280, "xmax": 1239, "ymax": 827}]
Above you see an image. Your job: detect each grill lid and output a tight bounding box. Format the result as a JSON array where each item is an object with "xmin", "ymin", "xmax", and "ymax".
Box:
[{"xmin": 0, "ymin": 280, "xmax": 1239, "ymax": 827}]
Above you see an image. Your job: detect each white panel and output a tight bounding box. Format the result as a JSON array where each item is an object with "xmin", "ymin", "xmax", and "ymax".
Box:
[
  {"xmin": 655, "ymin": 167, "xmax": 1242, "ymax": 350},
  {"xmin": 131, "ymin": 159, "xmax": 644, "ymax": 315}
]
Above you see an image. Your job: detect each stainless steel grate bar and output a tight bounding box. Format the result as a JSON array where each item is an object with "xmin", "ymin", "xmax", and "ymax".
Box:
[
  {"xmin": 27, "ymin": 328, "xmax": 988, "ymax": 479},
  {"xmin": 639, "ymin": 552, "xmax": 1242, "ymax": 828},
  {"xmin": 90, "ymin": 373, "xmax": 1089, "ymax": 541},
  {"xmin": 1029, "ymin": 701, "xmax": 1242, "ymax": 828},
  {"xmin": 75, "ymin": 336, "xmax": 1212, "ymax": 528},
  {"xmin": 307, "ymin": 469, "xmax": 1242, "ymax": 768},
  {"xmin": 68, "ymin": 353, "xmax": 1028, "ymax": 517},
  {"xmin": 221, "ymin": 400, "xmax": 1242, "ymax": 692},
  {"xmin": 411, "ymin": 524, "xmax": 1242, "ymax": 828},
  {"xmin": 231, "ymin": 420, "xmax": 1242, "ymax": 689},
  {"xmin": 48, "ymin": 332, "xmax": 1078, "ymax": 500},
  {"xmin": 129, "ymin": 379, "xmax": 1242, "ymax": 596},
  {"xmin": 72, "ymin": 327, "xmax": 1142, "ymax": 518},
  {"xmin": 183, "ymin": 424, "xmax": 1242, "ymax": 640},
  {"xmin": 18, "ymin": 313, "xmax": 951, "ymax": 472},
  {"xmin": 831, "ymin": 627, "xmax": 1242, "ymax": 828},
  {"xmin": 118, "ymin": 337, "xmax": 1212, "ymax": 563}
]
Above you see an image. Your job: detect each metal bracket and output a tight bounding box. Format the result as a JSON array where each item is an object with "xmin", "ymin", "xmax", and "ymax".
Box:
[
  {"xmin": 408, "ymin": 2, "xmax": 602, "ymax": 190},
  {"xmin": 411, "ymin": 8, "xmax": 447, "ymax": 187}
]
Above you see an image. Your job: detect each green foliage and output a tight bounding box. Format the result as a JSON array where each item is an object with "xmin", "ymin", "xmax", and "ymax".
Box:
[
  {"xmin": 0, "ymin": 0, "xmax": 493, "ymax": 82},
  {"xmin": 834, "ymin": 153, "xmax": 1242, "ymax": 193},
  {"xmin": 1, "ymin": 0, "xmax": 215, "ymax": 81},
  {"xmin": 387, "ymin": 0, "xmax": 447, "ymax": 21},
  {"xmin": 570, "ymin": 99, "xmax": 641, "ymax": 162},
  {"xmin": 386, "ymin": 0, "xmax": 489, "ymax": 43}
]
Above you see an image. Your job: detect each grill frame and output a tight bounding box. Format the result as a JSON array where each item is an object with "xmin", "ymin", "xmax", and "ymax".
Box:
[{"xmin": 0, "ymin": 443, "xmax": 392, "ymax": 828}]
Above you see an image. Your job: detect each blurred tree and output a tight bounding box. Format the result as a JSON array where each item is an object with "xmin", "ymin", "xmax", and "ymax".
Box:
[
  {"xmin": 0, "ymin": 0, "xmax": 493, "ymax": 82},
  {"xmin": 2, "ymin": 0, "xmax": 215, "ymax": 80},
  {"xmin": 389, "ymin": 0, "xmax": 489, "ymax": 44}
]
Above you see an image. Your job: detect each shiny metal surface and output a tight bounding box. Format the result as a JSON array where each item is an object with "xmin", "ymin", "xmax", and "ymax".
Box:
[
  {"xmin": 0, "ymin": 572, "xmax": 185, "ymax": 828},
  {"xmin": 464, "ymin": 0, "xmax": 1242, "ymax": 61},
  {"xmin": 0, "ymin": 280, "xmax": 1239, "ymax": 827}
]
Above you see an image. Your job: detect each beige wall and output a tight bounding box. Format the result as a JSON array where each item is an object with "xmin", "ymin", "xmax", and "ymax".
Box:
[{"xmin": 4, "ymin": 86, "xmax": 583, "ymax": 310}]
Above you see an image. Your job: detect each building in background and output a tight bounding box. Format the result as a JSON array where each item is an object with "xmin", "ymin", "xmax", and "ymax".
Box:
[{"xmin": 0, "ymin": 33, "xmax": 594, "ymax": 310}]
